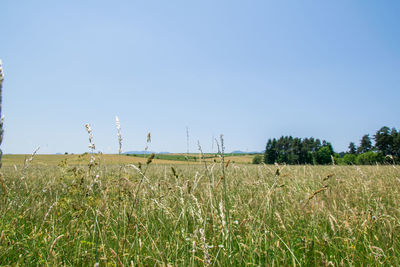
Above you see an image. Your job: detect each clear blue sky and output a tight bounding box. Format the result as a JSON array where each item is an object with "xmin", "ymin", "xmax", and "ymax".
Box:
[{"xmin": 1, "ymin": 0, "xmax": 399, "ymax": 154}]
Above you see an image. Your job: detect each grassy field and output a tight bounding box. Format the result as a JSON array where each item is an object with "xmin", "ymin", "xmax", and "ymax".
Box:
[
  {"xmin": 2, "ymin": 153, "xmax": 256, "ymax": 166},
  {"xmin": 0, "ymin": 153, "xmax": 399, "ymax": 266}
]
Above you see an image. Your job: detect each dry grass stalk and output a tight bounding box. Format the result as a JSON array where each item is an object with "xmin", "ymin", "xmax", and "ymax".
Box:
[
  {"xmin": 144, "ymin": 132, "xmax": 151, "ymax": 153},
  {"xmin": 302, "ymin": 185, "xmax": 329, "ymax": 209},
  {"xmin": 85, "ymin": 123, "xmax": 97, "ymax": 172},
  {"xmin": 323, "ymin": 173, "xmax": 335, "ymax": 181},
  {"xmin": 110, "ymin": 248, "xmax": 124, "ymax": 267},
  {"xmin": 85, "ymin": 123, "xmax": 95, "ymax": 151},
  {"xmin": 115, "ymin": 116, "xmax": 122, "ymax": 154},
  {"xmin": 215, "ymin": 175, "xmax": 223, "ymax": 189},
  {"xmin": 146, "ymin": 153, "xmax": 155, "ymax": 165},
  {"xmin": 225, "ymin": 159, "xmax": 231, "ymax": 168},
  {"xmin": 49, "ymin": 234, "xmax": 64, "ymax": 256},
  {"xmin": 171, "ymin": 166, "xmax": 179, "ymax": 179},
  {"xmin": 308, "ymin": 185, "xmax": 329, "ymax": 200},
  {"xmin": 23, "ymin": 146, "xmax": 40, "ymax": 170},
  {"xmin": 0, "ymin": 230, "xmax": 4, "ymax": 244}
]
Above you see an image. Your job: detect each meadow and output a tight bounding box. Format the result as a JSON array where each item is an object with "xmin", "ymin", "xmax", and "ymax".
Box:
[
  {"xmin": 2, "ymin": 153, "xmax": 256, "ymax": 167},
  {"xmin": 0, "ymin": 153, "xmax": 399, "ymax": 266}
]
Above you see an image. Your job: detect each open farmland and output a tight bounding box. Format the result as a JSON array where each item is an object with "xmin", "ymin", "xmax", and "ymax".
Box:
[
  {"xmin": 0, "ymin": 154, "xmax": 399, "ymax": 266},
  {"xmin": 1, "ymin": 153, "xmax": 256, "ymax": 167}
]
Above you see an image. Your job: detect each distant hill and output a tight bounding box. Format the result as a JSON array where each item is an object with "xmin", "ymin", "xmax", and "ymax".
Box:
[
  {"xmin": 230, "ymin": 150, "xmax": 263, "ymax": 154},
  {"xmin": 124, "ymin": 151, "xmax": 172, "ymax": 155},
  {"xmin": 124, "ymin": 150, "xmax": 263, "ymax": 155},
  {"xmin": 124, "ymin": 151, "xmax": 154, "ymax": 155}
]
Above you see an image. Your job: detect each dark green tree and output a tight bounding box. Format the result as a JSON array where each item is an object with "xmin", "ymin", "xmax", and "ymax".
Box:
[
  {"xmin": 325, "ymin": 142, "xmax": 334, "ymax": 154},
  {"xmin": 301, "ymin": 137, "xmax": 318, "ymax": 164},
  {"xmin": 290, "ymin": 137, "xmax": 302, "ymax": 164},
  {"xmin": 358, "ymin": 134, "xmax": 372, "ymax": 154},
  {"xmin": 374, "ymin": 127, "xmax": 394, "ymax": 155},
  {"xmin": 348, "ymin": 142, "xmax": 357, "ymax": 154},
  {"xmin": 264, "ymin": 138, "xmax": 277, "ymax": 164},
  {"xmin": 316, "ymin": 146, "xmax": 333, "ymax": 165},
  {"xmin": 394, "ymin": 131, "xmax": 400, "ymax": 159},
  {"xmin": 264, "ymin": 139, "xmax": 272, "ymax": 164},
  {"xmin": 390, "ymin": 128, "xmax": 399, "ymax": 159}
]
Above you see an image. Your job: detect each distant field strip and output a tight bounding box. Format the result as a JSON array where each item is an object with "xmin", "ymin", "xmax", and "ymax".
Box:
[{"xmin": 2, "ymin": 153, "xmax": 256, "ymax": 166}]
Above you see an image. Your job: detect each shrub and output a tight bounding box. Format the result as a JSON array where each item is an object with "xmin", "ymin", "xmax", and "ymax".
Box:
[
  {"xmin": 333, "ymin": 153, "xmax": 344, "ymax": 165},
  {"xmin": 252, "ymin": 155, "xmax": 262, "ymax": 164},
  {"xmin": 316, "ymin": 147, "xmax": 332, "ymax": 164},
  {"xmin": 356, "ymin": 151, "xmax": 382, "ymax": 165},
  {"xmin": 343, "ymin": 154, "xmax": 357, "ymax": 165}
]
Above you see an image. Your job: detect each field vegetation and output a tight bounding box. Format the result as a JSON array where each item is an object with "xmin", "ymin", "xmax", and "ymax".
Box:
[
  {"xmin": 2, "ymin": 153, "xmax": 256, "ymax": 167},
  {"xmin": 0, "ymin": 152, "xmax": 399, "ymax": 266}
]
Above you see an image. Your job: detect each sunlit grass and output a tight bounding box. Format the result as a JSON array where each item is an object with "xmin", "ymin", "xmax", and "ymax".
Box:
[{"xmin": 0, "ymin": 158, "xmax": 399, "ymax": 265}]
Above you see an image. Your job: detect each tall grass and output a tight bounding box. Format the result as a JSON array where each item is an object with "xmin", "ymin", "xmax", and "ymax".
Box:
[{"xmin": 0, "ymin": 157, "xmax": 399, "ymax": 265}]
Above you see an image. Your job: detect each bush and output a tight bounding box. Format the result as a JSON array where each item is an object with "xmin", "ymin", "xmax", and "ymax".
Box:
[
  {"xmin": 356, "ymin": 152, "xmax": 382, "ymax": 165},
  {"xmin": 252, "ymin": 155, "xmax": 263, "ymax": 164},
  {"xmin": 333, "ymin": 153, "xmax": 344, "ymax": 165},
  {"xmin": 316, "ymin": 147, "xmax": 332, "ymax": 165},
  {"xmin": 343, "ymin": 154, "xmax": 357, "ymax": 165}
]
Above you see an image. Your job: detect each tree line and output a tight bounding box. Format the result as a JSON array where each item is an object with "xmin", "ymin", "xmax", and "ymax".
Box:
[
  {"xmin": 343, "ymin": 126, "xmax": 400, "ymax": 165},
  {"xmin": 262, "ymin": 126, "xmax": 400, "ymax": 165},
  {"xmin": 263, "ymin": 136, "xmax": 334, "ymax": 164}
]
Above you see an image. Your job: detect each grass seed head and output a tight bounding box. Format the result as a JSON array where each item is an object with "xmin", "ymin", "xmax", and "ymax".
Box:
[
  {"xmin": 146, "ymin": 153, "xmax": 155, "ymax": 164},
  {"xmin": 171, "ymin": 167, "xmax": 178, "ymax": 178},
  {"xmin": 147, "ymin": 132, "xmax": 151, "ymax": 143},
  {"xmin": 225, "ymin": 159, "xmax": 231, "ymax": 168},
  {"xmin": 115, "ymin": 116, "xmax": 122, "ymax": 154}
]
